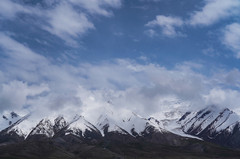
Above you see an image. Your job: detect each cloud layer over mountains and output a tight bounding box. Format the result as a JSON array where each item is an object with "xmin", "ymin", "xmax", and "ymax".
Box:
[
  {"xmin": 1, "ymin": 32, "xmax": 240, "ymax": 120},
  {"xmin": 0, "ymin": 0, "xmax": 240, "ymax": 121}
]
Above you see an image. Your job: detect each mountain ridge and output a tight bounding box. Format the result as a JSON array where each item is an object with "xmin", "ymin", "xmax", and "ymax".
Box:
[{"xmin": 1, "ymin": 105, "xmax": 240, "ymax": 158}]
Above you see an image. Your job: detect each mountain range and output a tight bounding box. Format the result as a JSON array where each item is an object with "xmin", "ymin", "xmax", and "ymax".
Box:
[{"xmin": 1, "ymin": 105, "xmax": 240, "ymax": 159}]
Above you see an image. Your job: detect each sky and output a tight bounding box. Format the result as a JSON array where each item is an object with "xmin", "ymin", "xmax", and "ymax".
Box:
[{"xmin": 0, "ymin": 0, "xmax": 240, "ymax": 120}]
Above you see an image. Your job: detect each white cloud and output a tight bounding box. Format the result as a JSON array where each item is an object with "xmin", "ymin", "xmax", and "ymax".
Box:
[
  {"xmin": 204, "ymin": 88, "xmax": 240, "ymax": 110},
  {"xmin": 0, "ymin": 0, "xmax": 121, "ymax": 46},
  {"xmin": 0, "ymin": 33, "xmax": 84, "ymax": 115},
  {"xmin": 43, "ymin": 3, "xmax": 94, "ymax": 46},
  {"xmin": 212, "ymin": 68, "xmax": 240, "ymax": 88},
  {"xmin": 140, "ymin": 0, "xmax": 161, "ymax": 2},
  {"xmin": 69, "ymin": 0, "xmax": 122, "ymax": 16},
  {"xmin": 144, "ymin": 0, "xmax": 240, "ymax": 41},
  {"xmin": 146, "ymin": 15, "xmax": 184, "ymax": 37},
  {"xmin": 0, "ymin": 0, "xmax": 32, "ymax": 18},
  {"xmin": 1, "ymin": 33, "xmax": 240, "ymax": 121},
  {"xmin": 0, "ymin": 81, "xmax": 49, "ymax": 112},
  {"xmin": 0, "ymin": 33, "xmax": 49, "ymax": 82},
  {"xmin": 189, "ymin": 0, "xmax": 240, "ymax": 26},
  {"xmin": 0, "ymin": 33, "xmax": 45, "ymax": 62},
  {"xmin": 223, "ymin": 23, "xmax": 240, "ymax": 58},
  {"xmin": 202, "ymin": 47, "xmax": 219, "ymax": 57},
  {"xmin": 144, "ymin": 29, "xmax": 157, "ymax": 37}
]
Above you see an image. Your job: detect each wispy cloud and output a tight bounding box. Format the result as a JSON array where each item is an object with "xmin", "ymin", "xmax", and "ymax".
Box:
[
  {"xmin": 0, "ymin": 0, "xmax": 121, "ymax": 46},
  {"xmin": 0, "ymin": 0, "xmax": 32, "ymax": 18},
  {"xmin": 145, "ymin": 0, "xmax": 240, "ymax": 59},
  {"xmin": 146, "ymin": 15, "xmax": 184, "ymax": 37},
  {"xmin": 69, "ymin": 0, "xmax": 122, "ymax": 16},
  {"xmin": 222, "ymin": 23, "xmax": 240, "ymax": 58},
  {"xmin": 188, "ymin": 0, "xmax": 240, "ymax": 26},
  {"xmin": 140, "ymin": 0, "xmax": 161, "ymax": 2},
  {"xmin": 144, "ymin": 29, "xmax": 158, "ymax": 37},
  {"xmin": 43, "ymin": 2, "xmax": 95, "ymax": 46},
  {"xmin": 145, "ymin": 0, "xmax": 240, "ymax": 38}
]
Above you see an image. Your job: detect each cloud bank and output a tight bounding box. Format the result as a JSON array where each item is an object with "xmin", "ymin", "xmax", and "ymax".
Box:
[{"xmin": 1, "ymin": 33, "xmax": 240, "ymax": 121}]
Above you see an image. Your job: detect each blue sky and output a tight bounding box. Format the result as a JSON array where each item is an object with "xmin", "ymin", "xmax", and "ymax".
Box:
[
  {"xmin": 1, "ymin": 0, "xmax": 239, "ymax": 67},
  {"xmin": 0, "ymin": 0, "xmax": 240, "ymax": 118}
]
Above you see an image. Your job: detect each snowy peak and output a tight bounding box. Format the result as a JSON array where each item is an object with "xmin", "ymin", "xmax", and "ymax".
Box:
[
  {"xmin": 1, "ymin": 113, "xmax": 102, "ymax": 139},
  {"xmin": 66, "ymin": 115, "xmax": 101, "ymax": 138},
  {"xmin": 173, "ymin": 105, "xmax": 240, "ymax": 145},
  {"xmin": 96, "ymin": 115, "xmax": 109, "ymax": 135},
  {"xmin": 4, "ymin": 105, "xmax": 240, "ymax": 146},
  {"xmin": 96, "ymin": 111, "xmax": 165, "ymax": 137},
  {"xmin": 95, "ymin": 111, "xmax": 129, "ymax": 135},
  {"xmin": 148, "ymin": 117, "xmax": 164, "ymax": 128},
  {"xmin": 53, "ymin": 116, "xmax": 68, "ymax": 133},
  {"xmin": 123, "ymin": 112, "xmax": 163, "ymax": 136},
  {"xmin": 2, "ymin": 105, "xmax": 238, "ymax": 143},
  {"xmin": 1, "ymin": 113, "xmax": 31, "ymax": 138},
  {"xmin": 29, "ymin": 118, "xmax": 54, "ymax": 138},
  {"xmin": 170, "ymin": 105, "xmax": 240, "ymax": 148},
  {"xmin": 178, "ymin": 106, "xmax": 238, "ymax": 135},
  {"xmin": 27, "ymin": 115, "xmax": 101, "ymax": 139},
  {"xmin": 2, "ymin": 105, "xmax": 240, "ymax": 149}
]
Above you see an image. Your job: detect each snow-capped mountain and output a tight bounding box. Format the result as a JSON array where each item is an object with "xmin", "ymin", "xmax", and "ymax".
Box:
[
  {"xmin": 65, "ymin": 115, "xmax": 102, "ymax": 139},
  {"xmin": 96, "ymin": 111, "xmax": 165, "ymax": 137},
  {"xmin": 0, "ymin": 109, "xmax": 169, "ymax": 143},
  {"xmin": 175, "ymin": 105, "xmax": 240, "ymax": 148},
  {"xmin": 178, "ymin": 106, "xmax": 237, "ymax": 135},
  {"xmin": 28, "ymin": 118, "xmax": 54, "ymax": 138},
  {"xmin": 2, "ymin": 114, "xmax": 103, "ymax": 140},
  {"xmin": 1, "ymin": 105, "xmax": 240, "ymax": 148}
]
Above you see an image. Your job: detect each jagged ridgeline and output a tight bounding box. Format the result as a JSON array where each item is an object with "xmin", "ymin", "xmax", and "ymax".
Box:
[{"xmin": 1, "ymin": 106, "xmax": 240, "ymax": 159}]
